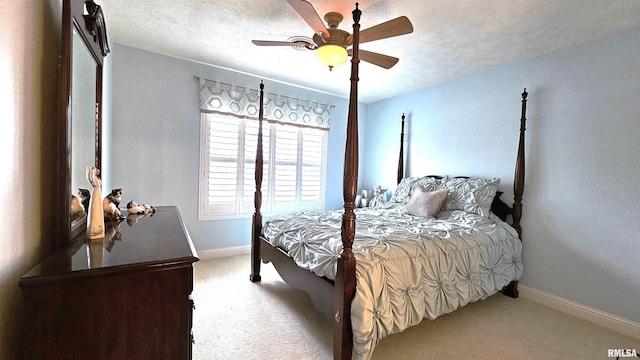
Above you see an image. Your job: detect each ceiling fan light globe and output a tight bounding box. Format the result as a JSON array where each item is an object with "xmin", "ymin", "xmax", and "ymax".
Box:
[{"xmin": 316, "ymin": 45, "xmax": 348, "ymax": 71}]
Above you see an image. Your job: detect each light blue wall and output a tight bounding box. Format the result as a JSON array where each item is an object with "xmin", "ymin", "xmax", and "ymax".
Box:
[
  {"xmin": 111, "ymin": 27, "xmax": 639, "ymax": 325},
  {"xmin": 363, "ymin": 29, "xmax": 640, "ymax": 323},
  {"xmin": 110, "ymin": 44, "xmax": 357, "ymax": 251}
]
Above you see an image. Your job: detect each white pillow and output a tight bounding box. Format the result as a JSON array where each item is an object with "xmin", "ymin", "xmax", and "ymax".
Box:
[
  {"xmin": 389, "ymin": 176, "xmax": 419, "ymax": 204},
  {"xmin": 438, "ymin": 177, "xmax": 500, "ymax": 217}
]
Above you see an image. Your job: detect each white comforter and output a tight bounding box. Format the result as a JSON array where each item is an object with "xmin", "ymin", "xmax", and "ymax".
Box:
[{"xmin": 263, "ymin": 205, "xmax": 523, "ymax": 360}]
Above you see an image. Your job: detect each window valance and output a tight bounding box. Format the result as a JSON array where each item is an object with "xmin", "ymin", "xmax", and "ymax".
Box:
[{"xmin": 197, "ymin": 77, "xmax": 332, "ymax": 130}]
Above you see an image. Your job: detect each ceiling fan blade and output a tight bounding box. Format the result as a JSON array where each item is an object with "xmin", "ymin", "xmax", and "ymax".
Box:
[
  {"xmin": 348, "ymin": 49, "xmax": 399, "ymax": 69},
  {"xmin": 358, "ymin": 16, "xmax": 413, "ymax": 44},
  {"xmin": 252, "ymin": 40, "xmax": 313, "ymax": 48},
  {"xmin": 287, "ymin": 0, "xmax": 330, "ymax": 38}
]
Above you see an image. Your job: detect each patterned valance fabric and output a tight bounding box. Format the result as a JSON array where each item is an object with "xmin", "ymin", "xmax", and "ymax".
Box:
[{"xmin": 198, "ymin": 78, "xmax": 332, "ymax": 129}]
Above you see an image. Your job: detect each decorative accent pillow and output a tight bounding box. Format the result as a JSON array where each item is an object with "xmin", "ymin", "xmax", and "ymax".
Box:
[
  {"xmin": 437, "ymin": 177, "xmax": 500, "ymax": 217},
  {"xmin": 402, "ymin": 187, "xmax": 448, "ymax": 218}
]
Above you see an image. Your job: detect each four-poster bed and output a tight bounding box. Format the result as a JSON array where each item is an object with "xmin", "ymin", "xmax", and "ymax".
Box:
[{"xmin": 250, "ymin": 4, "xmax": 528, "ymax": 360}]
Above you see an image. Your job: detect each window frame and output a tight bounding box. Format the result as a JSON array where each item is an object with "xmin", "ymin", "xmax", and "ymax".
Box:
[{"xmin": 198, "ymin": 112, "xmax": 328, "ymax": 220}]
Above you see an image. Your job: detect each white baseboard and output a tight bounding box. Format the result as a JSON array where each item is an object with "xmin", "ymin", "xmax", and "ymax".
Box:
[
  {"xmin": 197, "ymin": 246, "xmax": 251, "ymax": 260},
  {"xmin": 519, "ymin": 285, "xmax": 640, "ymax": 340}
]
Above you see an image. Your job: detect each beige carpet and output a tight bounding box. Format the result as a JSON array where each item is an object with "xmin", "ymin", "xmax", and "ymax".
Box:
[{"xmin": 192, "ymin": 255, "xmax": 639, "ymax": 359}]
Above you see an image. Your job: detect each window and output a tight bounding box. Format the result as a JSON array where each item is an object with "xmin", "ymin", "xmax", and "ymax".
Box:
[{"xmin": 199, "ymin": 113, "xmax": 327, "ymax": 219}]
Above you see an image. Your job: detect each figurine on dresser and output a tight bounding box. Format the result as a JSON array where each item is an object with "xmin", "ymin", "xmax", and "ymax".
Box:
[
  {"xmin": 103, "ymin": 188, "xmax": 125, "ymax": 221},
  {"xmin": 86, "ymin": 166, "xmax": 105, "ymax": 239},
  {"xmin": 125, "ymin": 200, "xmax": 156, "ymax": 226},
  {"xmin": 126, "ymin": 200, "xmax": 156, "ymax": 215}
]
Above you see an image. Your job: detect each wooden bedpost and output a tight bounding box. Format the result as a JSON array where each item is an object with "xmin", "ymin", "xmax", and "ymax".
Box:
[
  {"xmin": 334, "ymin": 4, "xmax": 361, "ymax": 359},
  {"xmin": 503, "ymin": 88, "xmax": 527, "ymax": 298},
  {"xmin": 249, "ymin": 81, "xmax": 265, "ymax": 283},
  {"xmin": 397, "ymin": 113, "xmax": 405, "ymax": 184},
  {"xmin": 512, "ymin": 88, "xmax": 527, "ymax": 239}
]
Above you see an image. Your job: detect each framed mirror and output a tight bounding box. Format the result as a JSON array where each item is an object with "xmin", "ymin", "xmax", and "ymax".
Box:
[{"xmin": 60, "ymin": 0, "xmax": 110, "ymax": 244}]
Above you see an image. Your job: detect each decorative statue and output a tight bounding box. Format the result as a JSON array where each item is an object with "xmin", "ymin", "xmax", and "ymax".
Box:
[
  {"xmin": 368, "ymin": 185, "xmax": 387, "ymax": 208},
  {"xmin": 86, "ymin": 166, "xmax": 105, "ymax": 239},
  {"xmin": 126, "ymin": 200, "xmax": 156, "ymax": 215},
  {"xmin": 125, "ymin": 200, "xmax": 156, "ymax": 226},
  {"xmin": 103, "ymin": 188, "xmax": 125, "ymax": 221}
]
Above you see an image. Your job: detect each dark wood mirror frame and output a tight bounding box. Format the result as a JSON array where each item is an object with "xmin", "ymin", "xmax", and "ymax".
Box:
[{"xmin": 59, "ymin": 0, "xmax": 110, "ymax": 245}]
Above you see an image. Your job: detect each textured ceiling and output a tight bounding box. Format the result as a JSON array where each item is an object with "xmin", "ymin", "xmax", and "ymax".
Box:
[{"xmin": 101, "ymin": 0, "xmax": 640, "ymax": 103}]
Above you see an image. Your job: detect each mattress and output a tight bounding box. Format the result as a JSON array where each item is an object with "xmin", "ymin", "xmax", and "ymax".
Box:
[{"xmin": 263, "ymin": 204, "xmax": 523, "ymax": 360}]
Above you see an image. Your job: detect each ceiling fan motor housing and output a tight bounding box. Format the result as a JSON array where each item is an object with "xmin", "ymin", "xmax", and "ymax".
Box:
[
  {"xmin": 313, "ymin": 28, "xmax": 351, "ymax": 48},
  {"xmin": 313, "ymin": 11, "xmax": 352, "ymax": 48}
]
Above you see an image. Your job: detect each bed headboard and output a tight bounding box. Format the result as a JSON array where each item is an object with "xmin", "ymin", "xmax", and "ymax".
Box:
[{"xmin": 394, "ymin": 89, "xmax": 528, "ymax": 236}]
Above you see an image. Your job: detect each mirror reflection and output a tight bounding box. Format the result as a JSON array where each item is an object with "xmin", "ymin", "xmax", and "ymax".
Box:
[
  {"xmin": 70, "ymin": 28, "xmax": 97, "ymax": 229},
  {"xmin": 62, "ymin": 0, "xmax": 109, "ymax": 244}
]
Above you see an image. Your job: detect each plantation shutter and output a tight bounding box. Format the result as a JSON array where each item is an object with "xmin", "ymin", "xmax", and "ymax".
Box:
[
  {"xmin": 274, "ymin": 126, "xmax": 298, "ymax": 205},
  {"xmin": 197, "ymin": 77, "xmax": 331, "ymax": 220},
  {"xmin": 301, "ymin": 128, "xmax": 324, "ymax": 202},
  {"xmin": 206, "ymin": 117, "xmax": 239, "ymax": 214}
]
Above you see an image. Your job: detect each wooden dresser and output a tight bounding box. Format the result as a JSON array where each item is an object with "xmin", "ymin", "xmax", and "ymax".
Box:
[{"xmin": 19, "ymin": 206, "xmax": 199, "ymax": 360}]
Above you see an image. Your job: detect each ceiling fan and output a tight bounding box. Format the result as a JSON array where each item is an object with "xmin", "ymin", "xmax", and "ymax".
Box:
[{"xmin": 252, "ymin": 0, "xmax": 414, "ymax": 71}]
